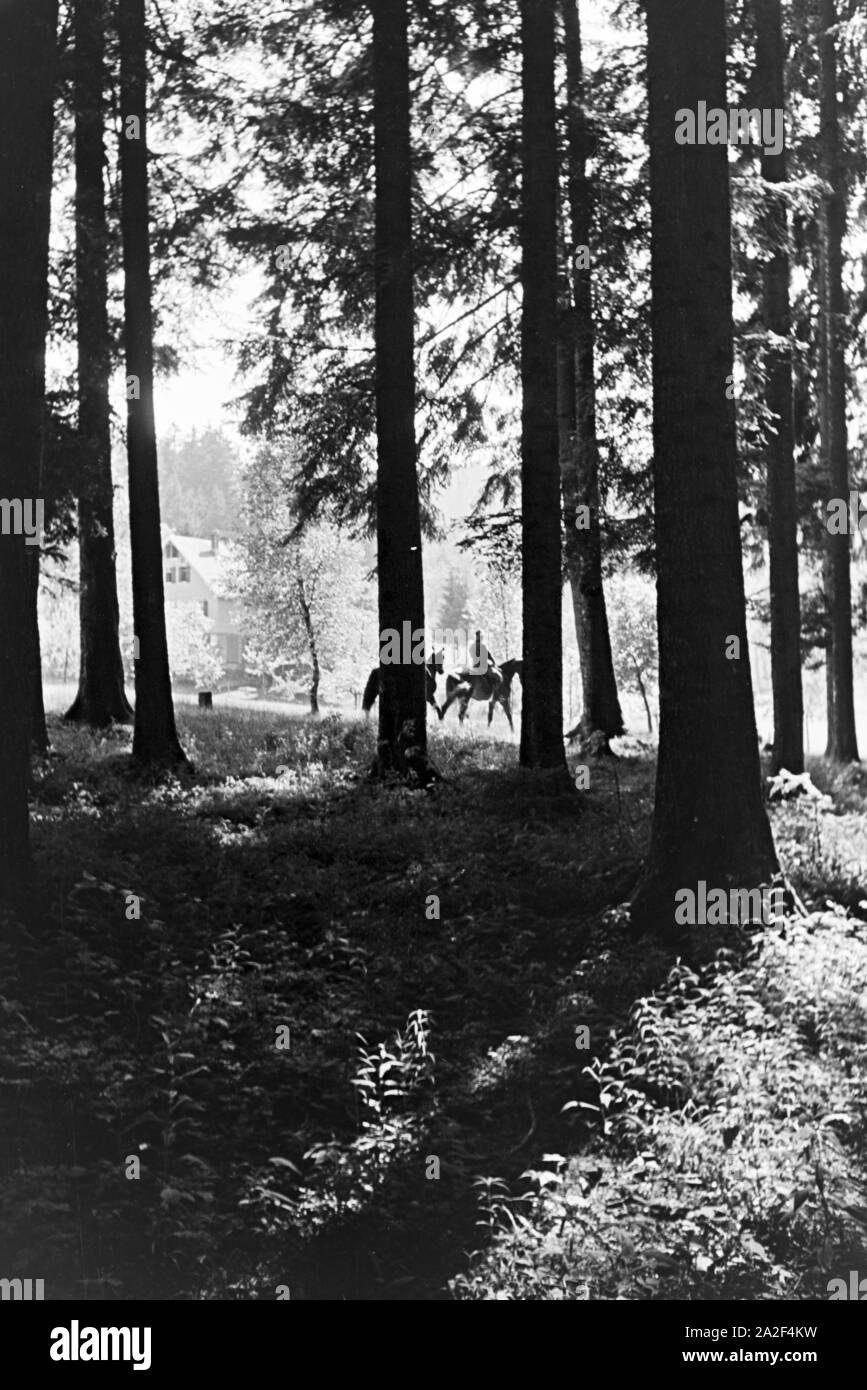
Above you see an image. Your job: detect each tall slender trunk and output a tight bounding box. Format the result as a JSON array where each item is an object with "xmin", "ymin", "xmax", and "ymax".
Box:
[
  {"xmin": 295, "ymin": 569, "xmax": 321, "ymax": 715},
  {"xmin": 559, "ymin": 0, "xmax": 624, "ymax": 748},
  {"xmin": 0, "ymin": 0, "xmax": 58, "ymax": 909},
  {"xmin": 119, "ymin": 0, "xmax": 186, "ymax": 768},
  {"xmin": 818, "ymin": 0, "xmax": 857, "ymax": 762},
  {"xmin": 520, "ymin": 0, "xmax": 568, "ymax": 773},
  {"xmin": 632, "ymin": 0, "xmax": 778, "ymax": 931},
  {"xmin": 753, "ymin": 0, "xmax": 803, "ymax": 776},
  {"xmin": 634, "ymin": 662, "xmax": 653, "ymax": 733},
  {"xmin": 66, "ymin": 0, "xmax": 133, "ymax": 729},
  {"xmin": 21, "ymin": 0, "xmax": 59, "ymax": 760},
  {"xmin": 372, "ymin": 0, "xmax": 429, "ymax": 779},
  {"xmin": 27, "ymin": 555, "xmax": 49, "ymax": 753}
]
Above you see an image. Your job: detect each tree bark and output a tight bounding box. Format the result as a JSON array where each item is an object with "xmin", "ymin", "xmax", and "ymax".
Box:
[
  {"xmin": 27, "ymin": 554, "xmax": 49, "ymax": 753},
  {"xmin": 817, "ymin": 0, "xmax": 858, "ymax": 762},
  {"xmin": 295, "ymin": 569, "xmax": 321, "ymax": 715},
  {"xmin": 753, "ymin": 0, "xmax": 804, "ymax": 776},
  {"xmin": 372, "ymin": 0, "xmax": 429, "ymax": 779},
  {"xmin": 520, "ymin": 0, "xmax": 568, "ymax": 773},
  {"xmin": 119, "ymin": 0, "xmax": 186, "ymax": 768},
  {"xmin": 0, "ymin": 0, "xmax": 58, "ymax": 909},
  {"xmin": 559, "ymin": 0, "xmax": 624, "ymax": 750},
  {"xmin": 632, "ymin": 0, "xmax": 778, "ymax": 931},
  {"xmin": 634, "ymin": 662, "xmax": 653, "ymax": 733},
  {"xmin": 66, "ymin": 0, "xmax": 134, "ymax": 729}
]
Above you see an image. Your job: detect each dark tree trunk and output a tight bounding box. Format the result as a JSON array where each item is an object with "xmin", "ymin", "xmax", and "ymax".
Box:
[
  {"xmin": 119, "ymin": 0, "xmax": 186, "ymax": 768},
  {"xmin": 295, "ymin": 570, "xmax": 321, "ymax": 715},
  {"xmin": 520, "ymin": 0, "xmax": 568, "ymax": 773},
  {"xmin": 20, "ymin": 0, "xmax": 58, "ymax": 761},
  {"xmin": 632, "ymin": 0, "xmax": 778, "ymax": 930},
  {"xmin": 372, "ymin": 0, "xmax": 429, "ymax": 779},
  {"xmin": 27, "ymin": 553, "xmax": 49, "ymax": 753},
  {"xmin": 0, "ymin": 0, "xmax": 57, "ymax": 909},
  {"xmin": 634, "ymin": 662, "xmax": 653, "ymax": 733},
  {"xmin": 753, "ymin": 0, "xmax": 804, "ymax": 776},
  {"xmin": 559, "ymin": 0, "xmax": 624, "ymax": 749},
  {"xmin": 818, "ymin": 0, "xmax": 858, "ymax": 762},
  {"xmin": 66, "ymin": 0, "xmax": 133, "ymax": 729}
]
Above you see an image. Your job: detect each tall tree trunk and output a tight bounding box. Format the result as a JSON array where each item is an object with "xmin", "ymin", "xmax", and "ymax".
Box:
[
  {"xmin": 119, "ymin": 0, "xmax": 186, "ymax": 768},
  {"xmin": 0, "ymin": 0, "xmax": 58, "ymax": 909},
  {"xmin": 559, "ymin": 0, "xmax": 624, "ymax": 749},
  {"xmin": 21, "ymin": 0, "xmax": 59, "ymax": 760},
  {"xmin": 520, "ymin": 0, "xmax": 568, "ymax": 773},
  {"xmin": 27, "ymin": 555, "xmax": 49, "ymax": 753},
  {"xmin": 818, "ymin": 0, "xmax": 858, "ymax": 762},
  {"xmin": 632, "ymin": 0, "xmax": 778, "ymax": 930},
  {"xmin": 634, "ymin": 662, "xmax": 653, "ymax": 733},
  {"xmin": 295, "ymin": 569, "xmax": 321, "ymax": 715},
  {"xmin": 371, "ymin": 0, "xmax": 429, "ymax": 779},
  {"xmin": 66, "ymin": 0, "xmax": 133, "ymax": 729},
  {"xmin": 753, "ymin": 0, "xmax": 804, "ymax": 776}
]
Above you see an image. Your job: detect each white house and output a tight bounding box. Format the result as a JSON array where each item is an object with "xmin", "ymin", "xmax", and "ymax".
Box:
[{"xmin": 161, "ymin": 529, "xmax": 246, "ymax": 676}]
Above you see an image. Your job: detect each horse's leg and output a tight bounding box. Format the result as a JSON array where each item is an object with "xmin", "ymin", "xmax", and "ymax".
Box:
[
  {"xmin": 439, "ymin": 686, "xmax": 459, "ymax": 721},
  {"xmin": 487, "ymin": 696, "xmax": 495, "ymax": 726},
  {"xmin": 503, "ymin": 695, "xmax": 514, "ymax": 733},
  {"xmin": 459, "ymin": 694, "xmax": 470, "ymax": 724}
]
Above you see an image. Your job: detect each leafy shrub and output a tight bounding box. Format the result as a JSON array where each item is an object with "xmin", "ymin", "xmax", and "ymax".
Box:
[{"xmin": 453, "ymin": 920, "xmax": 867, "ymax": 1301}]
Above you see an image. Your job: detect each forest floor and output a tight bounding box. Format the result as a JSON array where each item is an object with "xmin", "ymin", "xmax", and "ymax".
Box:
[{"xmin": 2, "ymin": 708, "xmax": 866, "ymax": 1300}]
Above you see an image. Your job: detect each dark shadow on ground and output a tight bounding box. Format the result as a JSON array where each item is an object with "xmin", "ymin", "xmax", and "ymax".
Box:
[{"xmin": 1, "ymin": 715, "xmax": 678, "ymax": 1300}]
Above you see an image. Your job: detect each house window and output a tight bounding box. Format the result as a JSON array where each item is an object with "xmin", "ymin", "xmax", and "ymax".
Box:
[
  {"xmin": 202, "ymin": 601, "xmax": 209, "ymax": 617},
  {"xmin": 225, "ymin": 635, "xmax": 240, "ymax": 665},
  {"xmin": 165, "ymin": 568, "xmax": 176, "ymax": 583},
  {"xmin": 178, "ymin": 565, "xmax": 190, "ymax": 582},
  {"xmin": 164, "ymin": 542, "xmax": 179, "ymax": 558}
]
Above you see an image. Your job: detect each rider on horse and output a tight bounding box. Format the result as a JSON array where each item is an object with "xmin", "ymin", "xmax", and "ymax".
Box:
[{"xmin": 465, "ymin": 631, "xmax": 500, "ymax": 683}]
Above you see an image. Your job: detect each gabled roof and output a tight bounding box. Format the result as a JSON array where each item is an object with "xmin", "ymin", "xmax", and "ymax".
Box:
[{"xmin": 162, "ymin": 528, "xmax": 240, "ymax": 599}]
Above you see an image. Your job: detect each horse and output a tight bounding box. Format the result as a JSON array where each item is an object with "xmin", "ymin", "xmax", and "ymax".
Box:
[
  {"xmin": 488, "ymin": 657, "xmax": 522, "ymax": 730},
  {"xmin": 439, "ymin": 656, "xmax": 522, "ymax": 731},
  {"xmin": 438, "ymin": 658, "xmax": 507, "ymax": 728},
  {"xmin": 362, "ymin": 651, "xmax": 444, "ymax": 716}
]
